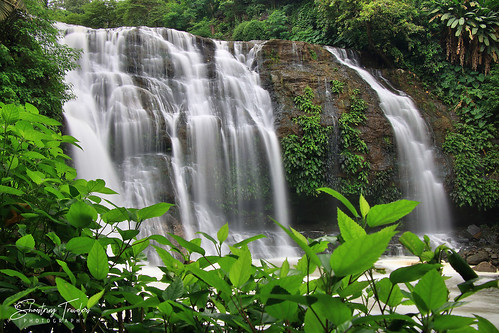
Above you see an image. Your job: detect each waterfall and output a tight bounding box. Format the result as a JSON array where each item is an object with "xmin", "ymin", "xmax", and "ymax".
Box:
[
  {"xmin": 326, "ymin": 47, "xmax": 452, "ymax": 233},
  {"xmin": 59, "ymin": 24, "xmax": 296, "ymax": 258}
]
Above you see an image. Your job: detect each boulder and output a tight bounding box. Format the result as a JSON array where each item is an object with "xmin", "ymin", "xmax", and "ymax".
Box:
[
  {"xmin": 467, "ymin": 249, "xmax": 490, "ymax": 265},
  {"xmin": 474, "ymin": 261, "xmax": 497, "ymax": 273}
]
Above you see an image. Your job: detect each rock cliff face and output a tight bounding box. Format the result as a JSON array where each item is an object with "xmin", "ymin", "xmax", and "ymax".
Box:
[
  {"xmin": 250, "ymin": 39, "xmax": 454, "ymax": 228},
  {"xmin": 257, "ymin": 40, "xmax": 396, "ymax": 173}
]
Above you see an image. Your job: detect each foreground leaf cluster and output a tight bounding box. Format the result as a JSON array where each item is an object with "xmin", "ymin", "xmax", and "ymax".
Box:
[{"xmin": 1, "ymin": 103, "xmax": 498, "ymax": 332}]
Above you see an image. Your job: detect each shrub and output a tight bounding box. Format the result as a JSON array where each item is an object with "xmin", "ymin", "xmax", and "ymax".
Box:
[
  {"xmin": 1, "ymin": 103, "xmax": 497, "ymax": 332},
  {"xmin": 232, "ymin": 19, "xmax": 268, "ymax": 41}
]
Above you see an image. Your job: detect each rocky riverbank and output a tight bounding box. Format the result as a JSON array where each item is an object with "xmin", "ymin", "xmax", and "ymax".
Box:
[{"xmin": 457, "ymin": 224, "xmax": 499, "ymax": 272}]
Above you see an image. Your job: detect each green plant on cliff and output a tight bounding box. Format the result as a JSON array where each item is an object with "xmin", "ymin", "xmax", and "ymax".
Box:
[
  {"xmin": 330, "ymin": 79, "xmax": 345, "ymax": 94},
  {"xmin": 439, "ymin": 63, "xmax": 499, "ymax": 211},
  {"xmin": 337, "ymin": 89, "xmax": 371, "ymax": 196},
  {"xmin": 282, "ymin": 86, "xmax": 332, "ymax": 196}
]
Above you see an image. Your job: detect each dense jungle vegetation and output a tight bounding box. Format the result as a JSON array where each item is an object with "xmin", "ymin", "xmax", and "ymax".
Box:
[
  {"xmin": 1, "ymin": 0, "xmax": 498, "ymax": 212},
  {"xmin": 1, "ymin": 0, "xmax": 499, "ymax": 331}
]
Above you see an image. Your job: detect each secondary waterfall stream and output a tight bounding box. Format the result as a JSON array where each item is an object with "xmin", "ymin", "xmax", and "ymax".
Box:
[
  {"xmin": 326, "ymin": 47, "xmax": 452, "ymax": 233},
  {"xmin": 59, "ymin": 24, "xmax": 295, "ymax": 258}
]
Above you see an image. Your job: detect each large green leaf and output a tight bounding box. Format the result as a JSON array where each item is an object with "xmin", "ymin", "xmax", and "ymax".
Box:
[
  {"xmin": 15, "ymin": 234, "xmax": 35, "ymax": 251},
  {"xmin": 413, "ymin": 269, "xmax": 448, "ymax": 314},
  {"xmin": 447, "ymin": 249, "xmax": 478, "ymax": 282},
  {"xmin": 153, "ymin": 246, "xmax": 184, "ymax": 271},
  {"xmin": 2, "ymin": 287, "xmax": 39, "ymax": 307},
  {"xmin": 266, "ymin": 298, "xmax": 299, "ymax": 321},
  {"xmin": 398, "ymin": 231, "xmax": 425, "ymax": 257},
  {"xmin": 304, "ymin": 295, "xmax": 352, "ymax": 332},
  {"xmin": 137, "ymin": 202, "xmax": 173, "ymax": 222},
  {"xmin": 56, "ymin": 260, "xmax": 76, "ymax": 285},
  {"xmin": 26, "ymin": 169, "xmax": 45, "ymax": 185},
  {"xmin": 338, "ymin": 280, "xmax": 370, "ymax": 299},
  {"xmin": 101, "ymin": 297, "xmax": 159, "ymax": 317},
  {"xmin": 0, "ymin": 269, "xmax": 31, "ymax": 285},
  {"xmin": 188, "ymin": 266, "xmax": 232, "ymax": 295},
  {"xmin": 132, "ymin": 239, "xmax": 150, "ymax": 256},
  {"xmin": 359, "ymin": 194, "xmax": 370, "ymax": 219},
  {"xmin": 87, "ymin": 241, "xmax": 109, "ymax": 280},
  {"xmin": 317, "ymin": 187, "xmax": 359, "ymax": 217},
  {"xmin": 390, "ymin": 263, "xmax": 441, "ymax": 284},
  {"xmin": 87, "ymin": 290, "xmax": 105, "ymax": 309},
  {"xmin": 475, "ymin": 315, "xmax": 499, "ymax": 333},
  {"xmin": 0, "ymin": 103, "xmax": 20, "ymax": 124},
  {"xmin": 102, "ymin": 207, "xmax": 130, "ymax": 224},
  {"xmin": 66, "ymin": 200, "xmax": 98, "ymax": 228},
  {"xmin": 229, "ymin": 247, "xmax": 253, "ymax": 288},
  {"xmin": 168, "ymin": 233, "xmax": 205, "ymax": 256},
  {"xmin": 337, "ymin": 208, "xmax": 366, "ymax": 241},
  {"xmin": 86, "ymin": 179, "xmax": 118, "ymax": 195},
  {"xmin": 117, "ymin": 228, "xmax": 139, "ymax": 241},
  {"xmin": 232, "ymin": 234, "xmax": 266, "ymax": 248},
  {"xmin": 55, "ymin": 278, "xmax": 88, "ymax": 311},
  {"xmin": 217, "ymin": 223, "xmax": 229, "ymax": 244},
  {"xmin": 20, "ymin": 105, "xmax": 61, "ymax": 126},
  {"xmin": 331, "ymin": 225, "xmax": 397, "ymax": 277},
  {"xmin": 273, "ymin": 219, "xmax": 321, "ymax": 267},
  {"xmin": 164, "ymin": 277, "xmax": 184, "ymax": 300},
  {"xmin": 433, "ymin": 315, "xmax": 476, "ymax": 330},
  {"xmin": 366, "ymin": 200, "xmax": 419, "ymax": 227},
  {"xmin": 375, "ymin": 278, "xmax": 404, "ymax": 307},
  {"xmin": 0, "ymin": 185, "xmax": 24, "ymax": 196},
  {"xmin": 66, "ymin": 237, "xmax": 95, "ymax": 255}
]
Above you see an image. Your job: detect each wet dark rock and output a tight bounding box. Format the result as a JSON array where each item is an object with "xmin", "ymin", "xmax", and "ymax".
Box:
[
  {"xmin": 467, "ymin": 224, "xmax": 482, "ymax": 239},
  {"xmin": 467, "ymin": 250, "xmax": 491, "ymax": 265},
  {"xmin": 258, "ymin": 40, "xmax": 396, "ymax": 178}
]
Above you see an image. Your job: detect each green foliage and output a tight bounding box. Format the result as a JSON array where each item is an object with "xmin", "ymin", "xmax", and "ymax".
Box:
[
  {"xmin": 265, "ymin": 9, "xmax": 290, "ymax": 40},
  {"xmin": 0, "ymin": 1, "xmax": 79, "ymax": 120},
  {"xmin": 429, "ymin": 0, "xmax": 499, "ymax": 74},
  {"xmin": 188, "ymin": 18, "xmax": 214, "ymax": 38},
  {"xmin": 337, "ymin": 88, "xmax": 371, "ymax": 196},
  {"xmin": 289, "ymin": 2, "xmax": 327, "ymax": 44},
  {"xmin": 0, "ymin": 0, "xmax": 26, "ymax": 21},
  {"xmin": 232, "ymin": 19, "xmax": 268, "ymax": 41},
  {"xmin": 330, "ymin": 79, "xmax": 345, "ymax": 93},
  {"xmin": 117, "ymin": 0, "xmax": 167, "ymax": 27},
  {"xmin": 231, "ymin": 20, "xmax": 249, "ymax": 40},
  {"xmin": 282, "ymin": 87, "xmax": 332, "ymax": 196},
  {"xmin": 0, "ymin": 103, "xmax": 173, "ymax": 331},
  {"xmin": 439, "ymin": 64, "xmax": 499, "ymax": 210},
  {"xmin": 1, "ymin": 106, "xmax": 497, "ymax": 331},
  {"xmin": 317, "ymin": 0, "xmax": 424, "ymax": 66},
  {"xmin": 162, "ymin": 0, "xmax": 195, "ymax": 32},
  {"xmin": 79, "ymin": 0, "xmax": 121, "ymax": 28}
]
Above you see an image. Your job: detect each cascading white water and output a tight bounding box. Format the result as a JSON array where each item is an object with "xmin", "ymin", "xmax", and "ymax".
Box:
[
  {"xmin": 59, "ymin": 24, "xmax": 296, "ymax": 258},
  {"xmin": 326, "ymin": 47, "xmax": 452, "ymax": 233}
]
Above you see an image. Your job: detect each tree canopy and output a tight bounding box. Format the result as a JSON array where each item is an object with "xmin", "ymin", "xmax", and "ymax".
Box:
[{"xmin": 0, "ymin": 0, "xmax": 79, "ymax": 119}]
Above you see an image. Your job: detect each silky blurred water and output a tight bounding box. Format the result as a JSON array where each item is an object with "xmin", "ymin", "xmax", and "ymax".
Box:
[{"xmin": 326, "ymin": 47, "xmax": 452, "ymax": 234}]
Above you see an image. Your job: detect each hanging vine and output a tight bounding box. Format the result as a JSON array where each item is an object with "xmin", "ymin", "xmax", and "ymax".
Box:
[{"xmin": 281, "ymin": 86, "xmax": 332, "ymax": 196}]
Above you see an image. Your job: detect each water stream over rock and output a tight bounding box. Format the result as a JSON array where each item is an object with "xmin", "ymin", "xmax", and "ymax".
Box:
[
  {"xmin": 59, "ymin": 24, "xmax": 296, "ymax": 258},
  {"xmin": 326, "ymin": 47, "xmax": 452, "ymax": 234}
]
